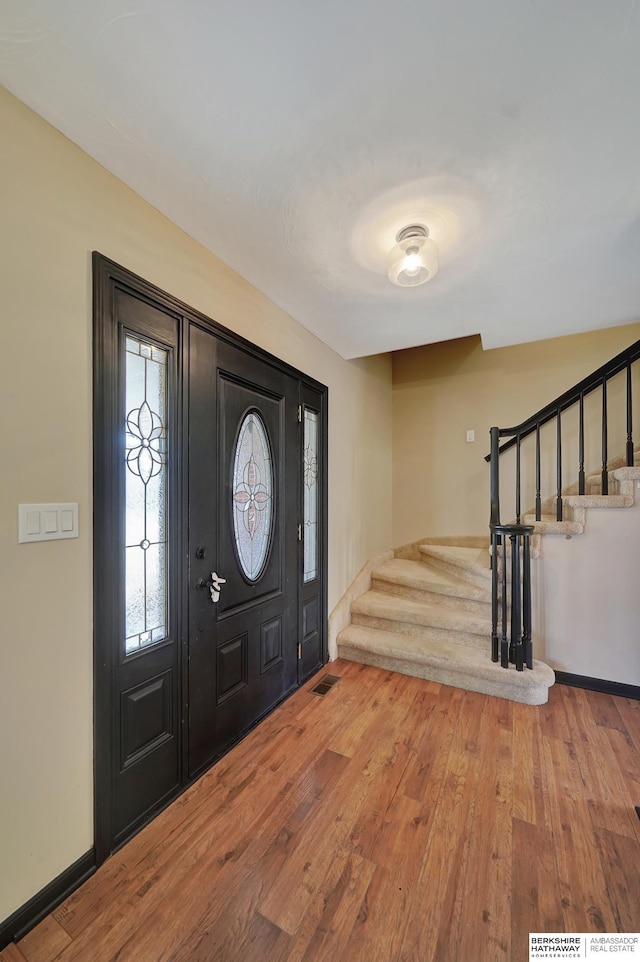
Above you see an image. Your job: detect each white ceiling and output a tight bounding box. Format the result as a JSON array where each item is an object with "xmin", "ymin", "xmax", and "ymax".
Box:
[{"xmin": 2, "ymin": 0, "xmax": 640, "ymax": 359}]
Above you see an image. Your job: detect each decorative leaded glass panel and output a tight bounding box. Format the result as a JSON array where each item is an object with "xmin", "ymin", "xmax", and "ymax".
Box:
[
  {"xmin": 232, "ymin": 412, "xmax": 273, "ymax": 581},
  {"xmin": 125, "ymin": 336, "xmax": 168, "ymax": 653},
  {"xmin": 303, "ymin": 409, "xmax": 319, "ymax": 583}
]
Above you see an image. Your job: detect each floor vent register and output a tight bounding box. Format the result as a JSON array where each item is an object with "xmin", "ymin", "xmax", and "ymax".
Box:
[{"xmin": 309, "ymin": 674, "xmax": 341, "ymax": 697}]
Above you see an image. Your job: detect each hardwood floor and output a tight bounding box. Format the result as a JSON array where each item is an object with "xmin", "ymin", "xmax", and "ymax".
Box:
[{"xmin": 3, "ymin": 662, "xmax": 639, "ymax": 962}]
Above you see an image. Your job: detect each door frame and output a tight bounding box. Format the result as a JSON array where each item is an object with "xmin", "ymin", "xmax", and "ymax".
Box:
[{"xmin": 93, "ymin": 253, "xmax": 328, "ymax": 865}]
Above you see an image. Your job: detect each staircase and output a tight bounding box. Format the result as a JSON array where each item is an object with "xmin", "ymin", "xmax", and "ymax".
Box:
[
  {"xmin": 337, "ymin": 337, "xmax": 640, "ymax": 706},
  {"xmin": 337, "ymin": 539, "xmax": 555, "ymax": 705},
  {"xmin": 336, "ymin": 466, "xmax": 639, "ymax": 705}
]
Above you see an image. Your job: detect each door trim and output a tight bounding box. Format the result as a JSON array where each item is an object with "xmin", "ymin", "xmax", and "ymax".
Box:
[{"xmin": 93, "ymin": 253, "xmax": 328, "ymax": 865}]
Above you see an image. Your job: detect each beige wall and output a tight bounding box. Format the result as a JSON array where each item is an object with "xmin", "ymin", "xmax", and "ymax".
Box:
[
  {"xmin": 536, "ymin": 500, "xmax": 640, "ymax": 687},
  {"xmin": 392, "ymin": 324, "xmax": 640, "ymax": 544},
  {"xmin": 0, "ymin": 87, "xmax": 392, "ymax": 922}
]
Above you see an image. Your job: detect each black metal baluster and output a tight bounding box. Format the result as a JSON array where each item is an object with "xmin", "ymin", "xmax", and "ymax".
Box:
[
  {"xmin": 508, "ymin": 534, "xmax": 516, "ymax": 665},
  {"xmin": 601, "ymin": 377, "xmax": 608, "ymax": 495},
  {"xmin": 523, "ymin": 533, "xmax": 532, "ymax": 670},
  {"xmin": 501, "ymin": 536, "xmax": 508, "ymax": 668},
  {"xmin": 627, "ymin": 361, "xmax": 634, "ymax": 466},
  {"xmin": 578, "ymin": 392, "xmax": 585, "ymax": 495},
  {"xmin": 491, "ymin": 530, "xmax": 499, "ymax": 662},
  {"xmin": 516, "ymin": 434, "xmax": 521, "ymax": 524},
  {"xmin": 535, "ymin": 424, "xmax": 541, "ymax": 521},
  {"xmin": 489, "ymin": 427, "xmax": 501, "ymax": 665},
  {"xmin": 556, "ymin": 409, "xmax": 563, "ymax": 521},
  {"xmin": 511, "ymin": 533, "xmax": 523, "ymax": 671}
]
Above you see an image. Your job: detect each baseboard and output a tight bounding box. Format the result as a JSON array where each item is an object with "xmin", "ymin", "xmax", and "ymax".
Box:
[
  {"xmin": 0, "ymin": 849, "xmax": 96, "ymax": 951},
  {"xmin": 555, "ymin": 671, "xmax": 640, "ymax": 701}
]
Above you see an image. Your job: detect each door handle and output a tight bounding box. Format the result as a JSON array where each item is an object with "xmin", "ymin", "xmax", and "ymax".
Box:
[{"xmin": 196, "ymin": 571, "xmax": 227, "ymax": 603}]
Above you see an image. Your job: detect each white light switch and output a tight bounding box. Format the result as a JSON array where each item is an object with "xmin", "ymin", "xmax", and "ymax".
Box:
[
  {"xmin": 18, "ymin": 504, "xmax": 79, "ymax": 543},
  {"xmin": 466, "ymin": 430, "xmax": 475, "ymax": 443},
  {"xmin": 26, "ymin": 511, "xmax": 41, "ymax": 535}
]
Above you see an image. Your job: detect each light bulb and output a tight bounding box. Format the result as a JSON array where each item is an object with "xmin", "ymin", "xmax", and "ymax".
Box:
[
  {"xmin": 401, "ymin": 249, "xmax": 423, "ymax": 277},
  {"xmin": 388, "ymin": 225, "xmax": 438, "ymax": 287}
]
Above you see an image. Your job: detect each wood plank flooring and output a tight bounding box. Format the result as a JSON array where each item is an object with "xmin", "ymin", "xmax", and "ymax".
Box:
[{"xmin": 3, "ymin": 662, "xmax": 639, "ymax": 962}]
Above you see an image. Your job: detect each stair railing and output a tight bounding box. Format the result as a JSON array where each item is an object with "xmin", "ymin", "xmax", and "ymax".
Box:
[
  {"xmin": 489, "ymin": 428, "xmax": 534, "ymax": 670},
  {"xmin": 487, "ymin": 337, "xmax": 640, "ymax": 669}
]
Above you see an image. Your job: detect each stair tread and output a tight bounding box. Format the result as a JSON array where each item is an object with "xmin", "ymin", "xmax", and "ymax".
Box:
[
  {"xmin": 612, "ymin": 466, "xmax": 640, "ymax": 479},
  {"xmin": 419, "ymin": 544, "xmax": 491, "ymax": 576},
  {"xmin": 372, "ymin": 559, "xmax": 490, "ymax": 601},
  {"xmin": 586, "ymin": 464, "xmax": 640, "ymax": 483},
  {"xmin": 352, "ymin": 589, "xmax": 492, "ymax": 632},
  {"xmin": 563, "ymin": 494, "xmax": 633, "ymax": 508},
  {"xmin": 338, "ymin": 623, "xmax": 555, "ymax": 689},
  {"xmin": 523, "ymin": 516, "xmax": 584, "ymax": 534}
]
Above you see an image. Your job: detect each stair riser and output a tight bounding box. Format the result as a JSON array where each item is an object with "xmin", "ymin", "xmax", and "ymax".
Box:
[
  {"xmin": 351, "ymin": 612, "xmax": 490, "ymax": 649},
  {"xmin": 585, "ymin": 486, "xmax": 638, "ymax": 503},
  {"xmin": 370, "ymin": 578, "xmax": 491, "ymax": 615},
  {"xmin": 419, "ymin": 552, "xmax": 491, "ymax": 589},
  {"xmin": 587, "ymin": 482, "xmax": 620, "ymax": 496},
  {"xmin": 337, "ymin": 645, "xmax": 550, "ymax": 705},
  {"xmin": 587, "ymin": 459, "xmax": 640, "ymax": 491},
  {"xmin": 541, "ymin": 490, "xmax": 634, "ymax": 513}
]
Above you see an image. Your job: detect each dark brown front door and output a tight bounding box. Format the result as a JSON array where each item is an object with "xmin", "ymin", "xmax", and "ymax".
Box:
[
  {"xmin": 94, "ymin": 255, "xmax": 326, "ymax": 863},
  {"xmin": 187, "ymin": 324, "xmax": 299, "ymax": 776}
]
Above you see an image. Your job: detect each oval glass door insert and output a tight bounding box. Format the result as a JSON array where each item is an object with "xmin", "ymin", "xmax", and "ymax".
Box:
[{"xmin": 232, "ymin": 411, "xmax": 274, "ymax": 581}]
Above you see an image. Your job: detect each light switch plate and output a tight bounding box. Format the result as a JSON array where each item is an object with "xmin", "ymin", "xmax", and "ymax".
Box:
[{"xmin": 18, "ymin": 503, "xmax": 79, "ymax": 543}]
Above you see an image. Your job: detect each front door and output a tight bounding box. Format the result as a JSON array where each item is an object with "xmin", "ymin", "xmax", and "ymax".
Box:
[
  {"xmin": 94, "ymin": 255, "xmax": 326, "ymax": 863},
  {"xmin": 187, "ymin": 324, "xmax": 299, "ymax": 776}
]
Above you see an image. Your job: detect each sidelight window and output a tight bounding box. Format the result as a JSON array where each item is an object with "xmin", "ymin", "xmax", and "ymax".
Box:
[
  {"xmin": 303, "ymin": 408, "xmax": 319, "ymax": 582},
  {"xmin": 124, "ymin": 336, "xmax": 168, "ymax": 653}
]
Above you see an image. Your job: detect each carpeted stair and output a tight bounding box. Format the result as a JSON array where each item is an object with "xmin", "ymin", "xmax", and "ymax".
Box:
[
  {"xmin": 523, "ymin": 466, "xmax": 639, "ymax": 534},
  {"xmin": 337, "ymin": 541, "xmax": 555, "ymax": 705},
  {"xmin": 337, "ymin": 463, "xmax": 640, "ymax": 705}
]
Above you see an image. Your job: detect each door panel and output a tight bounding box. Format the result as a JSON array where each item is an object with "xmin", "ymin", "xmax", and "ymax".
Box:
[
  {"xmin": 187, "ymin": 326, "xmax": 299, "ymax": 777},
  {"xmin": 98, "ymin": 288, "xmax": 182, "ymax": 852}
]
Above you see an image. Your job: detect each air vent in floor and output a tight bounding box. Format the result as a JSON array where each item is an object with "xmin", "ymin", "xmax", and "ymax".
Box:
[{"xmin": 310, "ymin": 674, "xmax": 341, "ymax": 696}]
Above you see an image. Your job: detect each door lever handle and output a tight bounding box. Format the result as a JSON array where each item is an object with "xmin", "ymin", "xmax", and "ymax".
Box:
[{"xmin": 196, "ymin": 571, "xmax": 227, "ymax": 604}]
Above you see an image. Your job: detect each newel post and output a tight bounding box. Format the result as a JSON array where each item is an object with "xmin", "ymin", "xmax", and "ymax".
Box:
[{"xmin": 489, "ymin": 427, "xmax": 500, "ymax": 662}]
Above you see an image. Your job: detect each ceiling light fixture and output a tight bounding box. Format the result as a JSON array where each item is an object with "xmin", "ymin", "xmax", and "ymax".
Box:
[{"xmin": 388, "ymin": 224, "xmax": 438, "ymax": 287}]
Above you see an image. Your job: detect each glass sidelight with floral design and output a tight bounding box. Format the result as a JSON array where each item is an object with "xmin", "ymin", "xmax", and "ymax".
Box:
[
  {"xmin": 232, "ymin": 411, "xmax": 274, "ymax": 581},
  {"xmin": 303, "ymin": 409, "xmax": 319, "ymax": 582},
  {"xmin": 124, "ymin": 336, "xmax": 168, "ymax": 653}
]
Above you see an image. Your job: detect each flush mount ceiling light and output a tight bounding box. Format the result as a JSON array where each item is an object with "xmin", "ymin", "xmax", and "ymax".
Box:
[{"xmin": 388, "ymin": 224, "xmax": 438, "ymax": 287}]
